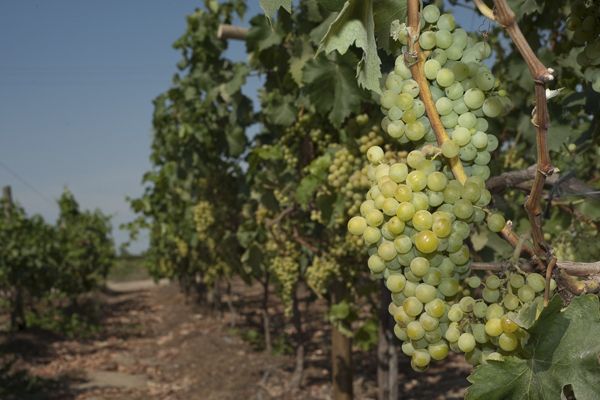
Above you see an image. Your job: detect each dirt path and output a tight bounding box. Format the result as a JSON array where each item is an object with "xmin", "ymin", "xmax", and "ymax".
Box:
[{"xmin": 0, "ymin": 281, "xmax": 470, "ymax": 400}]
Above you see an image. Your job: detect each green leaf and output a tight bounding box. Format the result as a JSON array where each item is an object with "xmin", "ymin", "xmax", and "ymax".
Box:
[
  {"xmin": 373, "ymin": 0, "xmax": 407, "ymax": 54},
  {"xmin": 303, "ymin": 54, "xmax": 364, "ymax": 126},
  {"xmin": 329, "ymin": 301, "xmax": 351, "ymax": 320},
  {"xmin": 466, "ymin": 295, "xmax": 600, "ymax": 400},
  {"xmin": 296, "ymin": 175, "xmax": 320, "ymax": 207},
  {"xmin": 259, "ymin": 0, "xmax": 292, "ymax": 18},
  {"xmin": 219, "ymin": 64, "xmax": 250, "ymax": 102},
  {"xmin": 289, "ymin": 39, "xmax": 315, "ymax": 87},
  {"xmin": 318, "ymin": 0, "xmax": 382, "ymax": 94},
  {"xmin": 246, "ymin": 16, "xmax": 284, "ymax": 53},
  {"xmin": 264, "ymin": 93, "xmax": 297, "ymax": 126},
  {"xmin": 320, "ymin": 0, "xmax": 346, "ymax": 12},
  {"xmin": 470, "ymin": 228, "xmax": 488, "ymax": 251}
]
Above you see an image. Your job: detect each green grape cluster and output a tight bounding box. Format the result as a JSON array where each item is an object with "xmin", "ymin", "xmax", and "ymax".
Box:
[
  {"xmin": 358, "ymin": 127, "xmax": 385, "ymax": 154},
  {"xmin": 348, "ymin": 147, "xmax": 556, "ymax": 370},
  {"xmin": 193, "ymin": 201, "xmax": 215, "ymax": 241},
  {"xmin": 382, "ymin": 5, "xmax": 512, "ymax": 181},
  {"xmin": 344, "ymin": 5, "xmax": 562, "ymax": 371},
  {"xmin": 271, "ymin": 255, "xmax": 300, "ymax": 316},
  {"xmin": 327, "ymin": 147, "xmax": 370, "ymax": 220},
  {"xmin": 175, "ymin": 237, "xmax": 189, "ymax": 257},
  {"xmin": 566, "ymin": 1, "xmax": 600, "ymax": 91},
  {"xmin": 306, "ymin": 255, "xmax": 341, "ymax": 297}
]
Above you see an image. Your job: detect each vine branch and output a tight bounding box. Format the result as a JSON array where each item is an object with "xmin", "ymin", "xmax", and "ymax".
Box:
[{"xmin": 405, "ymin": 0, "xmax": 468, "ymax": 184}]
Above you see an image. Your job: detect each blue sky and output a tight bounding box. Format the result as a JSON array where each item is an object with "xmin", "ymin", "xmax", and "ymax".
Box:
[{"xmin": 0, "ymin": 1, "xmax": 483, "ymax": 254}]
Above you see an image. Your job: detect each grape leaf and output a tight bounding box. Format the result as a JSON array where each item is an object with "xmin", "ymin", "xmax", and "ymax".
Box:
[
  {"xmin": 303, "ymin": 53, "xmax": 365, "ymax": 126},
  {"xmin": 466, "ymin": 295, "xmax": 600, "ymax": 400},
  {"xmin": 318, "ymin": 0, "xmax": 382, "ymax": 94},
  {"xmin": 289, "ymin": 39, "xmax": 314, "ymax": 87},
  {"xmin": 373, "ymin": 0, "xmax": 407, "ymax": 54},
  {"xmin": 259, "ymin": 0, "xmax": 292, "ymax": 19}
]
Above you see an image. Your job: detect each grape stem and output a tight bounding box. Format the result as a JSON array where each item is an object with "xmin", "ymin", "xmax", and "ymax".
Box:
[
  {"xmin": 474, "ymin": 0, "xmax": 558, "ymax": 299},
  {"xmin": 405, "ymin": 0, "xmax": 468, "ymax": 185}
]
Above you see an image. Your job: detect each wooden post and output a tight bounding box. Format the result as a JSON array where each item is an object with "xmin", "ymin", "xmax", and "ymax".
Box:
[
  {"xmin": 331, "ymin": 283, "xmax": 353, "ymax": 400},
  {"xmin": 217, "ymin": 24, "xmax": 249, "ymax": 40}
]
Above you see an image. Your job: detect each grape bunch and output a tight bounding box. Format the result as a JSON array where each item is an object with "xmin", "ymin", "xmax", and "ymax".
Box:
[
  {"xmin": 381, "ymin": 4, "xmax": 512, "ymax": 181},
  {"xmin": 306, "ymin": 255, "xmax": 341, "ymax": 297},
  {"xmin": 566, "ymin": 1, "xmax": 600, "ymax": 92},
  {"xmin": 193, "ymin": 200, "xmax": 215, "ymax": 241},
  {"xmin": 346, "ymin": 5, "xmax": 557, "ymax": 371},
  {"xmin": 327, "ymin": 146, "xmax": 371, "ymax": 220}
]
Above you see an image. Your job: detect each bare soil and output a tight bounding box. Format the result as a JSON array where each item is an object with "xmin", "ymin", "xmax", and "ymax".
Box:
[{"xmin": 0, "ymin": 280, "xmax": 470, "ymax": 399}]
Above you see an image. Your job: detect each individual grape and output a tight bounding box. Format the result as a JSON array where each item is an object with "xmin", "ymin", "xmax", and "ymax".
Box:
[
  {"xmin": 380, "ymin": 91, "xmax": 396, "ymax": 108},
  {"xmin": 438, "ymin": 14, "xmax": 456, "ymax": 31},
  {"xmin": 402, "ymin": 341, "xmax": 415, "ymax": 356},
  {"xmin": 438, "ymin": 277, "xmax": 460, "ymax": 297},
  {"xmin": 431, "ymin": 48, "xmax": 448, "ymax": 66},
  {"xmin": 412, "ymin": 192, "xmax": 430, "ymax": 210},
  {"xmin": 406, "ymin": 121, "xmax": 427, "ymax": 141},
  {"xmin": 386, "ymin": 273, "xmax": 407, "ymax": 293},
  {"xmin": 474, "ymin": 151, "xmax": 491, "ymax": 166},
  {"xmin": 368, "ymin": 254, "xmax": 386, "ymax": 274},
  {"xmin": 423, "ymin": 267, "xmax": 442, "ymax": 286},
  {"xmin": 484, "ymin": 318, "xmax": 503, "ymax": 337},
  {"xmin": 415, "ymin": 230, "xmax": 439, "ymax": 254},
  {"xmin": 378, "ymin": 240, "xmax": 398, "ymax": 261},
  {"xmin": 452, "ymin": 28, "xmax": 468, "ymax": 48},
  {"xmin": 428, "ymin": 341, "xmax": 449, "ymax": 360},
  {"xmin": 419, "ymin": 31, "xmax": 437, "ymax": 50},
  {"xmin": 459, "ymin": 143, "xmax": 477, "ymax": 162},
  {"xmin": 347, "ymin": 216, "xmax": 367, "ymax": 235},
  {"xmin": 526, "ymin": 273, "xmax": 546, "ymax": 293},
  {"xmin": 483, "ymin": 97, "xmax": 503, "ymax": 117},
  {"xmin": 396, "ymin": 93, "xmax": 414, "ymax": 110},
  {"xmin": 485, "ymin": 275, "xmax": 502, "ymax": 290},
  {"xmin": 394, "ymin": 324, "xmax": 408, "ymax": 341},
  {"xmin": 424, "ymin": 59, "xmax": 442, "ymax": 80},
  {"xmin": 412, "ymin": 349, "xmax": 431, "ymax": 368},
  {"xmin": 395, "ymin": 184, "xmax": 413, "ymax": 202},
  {"xmin": 466, "ymin": 276, "xmax": 481, "ymax": 288},
  {"xmin": 475, "ymin": 69, "xmax": 495, "ymax": 91},
  {"xmin": 518, "ymin": 285, "xmax": 535, "ymax": 302},
  {"xmin": 396, "ymin": 202, "xmax": 416, "ymax": 221},
  {"xmin": 445, "ymin": 323, "xmax": 461, "ymax": 342},
  {"xmin": 441, "ymin": 140, "xmax": 460, "ymax": 158},
  {"xmin": 451, "ymin": 126, "xmax": 471, "ymax": 146},
  {"xmin": 473, "ymin": 301, "xmax": 487, "ymax": 318},
  {"xmin": 449, "ymin": 245, "xmax": 469, "ymax": 265},
  {"xmin": 363, "ymin": 226, "xmax": 381, "ymax": 244},
  {"xmin": 509, "ymin": 274, "xmax": 525, "ymax": 289},
  {"xmin": 435, "ymin": 97, "xmax": 454, "ymax": 115},
  {"xmin": 483, "ymin": 288, "xmax": 500, "ymax": 303},
  {"xmin": 382, "ymin": 198, "xmax": 400, "ymax": 217},
  {"xmin": 471, "ymin": 165, "xmax": 490, "ymax": 180},
  {"xmin": 471, "ymin": 131, "xmax": 488, "ymax": 149},
  {"xmin": 387, "ymin": 216, "xmax": 405, "ymax": 235},
  {"xmin": 407, "ymin": 320, "xmax": 426, "ymax": 340},
  {"xmin": 464, "ymin": 88, "xmax": 485, "ymax": 109},
  {"xmin": 366, "ymin": 209, "xmax": 384, "ymax": 227},
  {"xmin": 462, "ymin": 181, "xmax": 481, "ymax": 203},
  {"xmin": 448, "ymin": 304, "xmax": 464, "ymax": 322},
  {"xmin": 432, "ymin": 216, "xmax": 452, "ymax": 238},
  {"xmin": 427, "ymin": 172, "xmax": 448, "ymax": 192},
  {"xmin": 404, "ymin": 296, "xmax": 424, "ymax": 317},
  {"xmin": 406, "ymin": 170, "xmax": 427, "ymax": 191},
  {"xmin": 445, "ymin": 45, "xmax": 463, "ymax": 61},
  {"xmin": 436, "ymin": 68, "xmax": 455, "ymax": 87},
  {"xmin": 487, "ymin": 213, "xmax": 506, "ymax": 232},
  {"xmin": 428, "ymin": 191, "xmax": 445, "ymax": 207},
  {"xmin": 387, "ymin": 120, "xmax": 405, "ymax": 138},
  {"xmin": 453, "ymin": 99, "xmax": 468, "ymax": 115},
  {"xmin": 415, "ymin": 283, "xmax": 437, "ymax": 304},
  {"xmin": 403, "ymin": 281, "xmax": 417, "ymax": 297},
  {"xmin": 413, "ymin": 99, "xmax": 426, "ymax": 118},
  {"xmin": 367, "ymin": 146, "xmax": 384, "ymax": 164},
  {"xmin": 435, "ymin": 30, "xmax": 453, "ymax": 49},
  {"xmin": 425, "ymin": 298, "xmax": 446, "ymax": 318},
  {"xmin": 472, "ymin": 323, "xmax": 488, "ymax": 343},
  {"xmin": 402, "ymin": 109, "xmax": 417, "ymax": 123},
  {"xmin": 486, "ymin": 352, "xmax": 503, "ymax": 362},
  {"xmin": 445, "ymin": 82, "xmax": 464, "ymax": 100},
  {"xmin": 423, "ymin": 4, "xmax": 441, "ymax": 23},
  {"xmin": 458, "ymin": 333, "xmax": 476, "ymax": 352},
  {"xmin": 501, "ymin": 316, "xmax": 519, "ymax": 334},
  {"xmin": 402, "ymin": 79, "xmax": 419, "ymax": 98},
  {"xmin": 485, "ymin": 303, "xmax": 504, "ymax": 320},
  {"xmin": 458, "ymin": 112, "xmax": 477, "ymax": 129},
  {"xmin": 389, "ymin": 163, "xmax": 408, "ymax": 183},
  {"xmin": 410, "ymin": 257, "xmax": 431, "ymax": 277},
  {"xmin": 498, "ymin": 332, "xmax": 518, "ymax": 352},
  {"xmin": 453, "ymin": 199, "xmax": 474, "ymax": 220},
  {"xmin": 419, "ymin": 313, "xmax": 440, "ymax": 331}
]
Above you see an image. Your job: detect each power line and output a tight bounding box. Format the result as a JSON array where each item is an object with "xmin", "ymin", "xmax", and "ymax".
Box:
[{"xmin": 0, "ymin": 159, "xmax": 55, "ymax": 206}]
